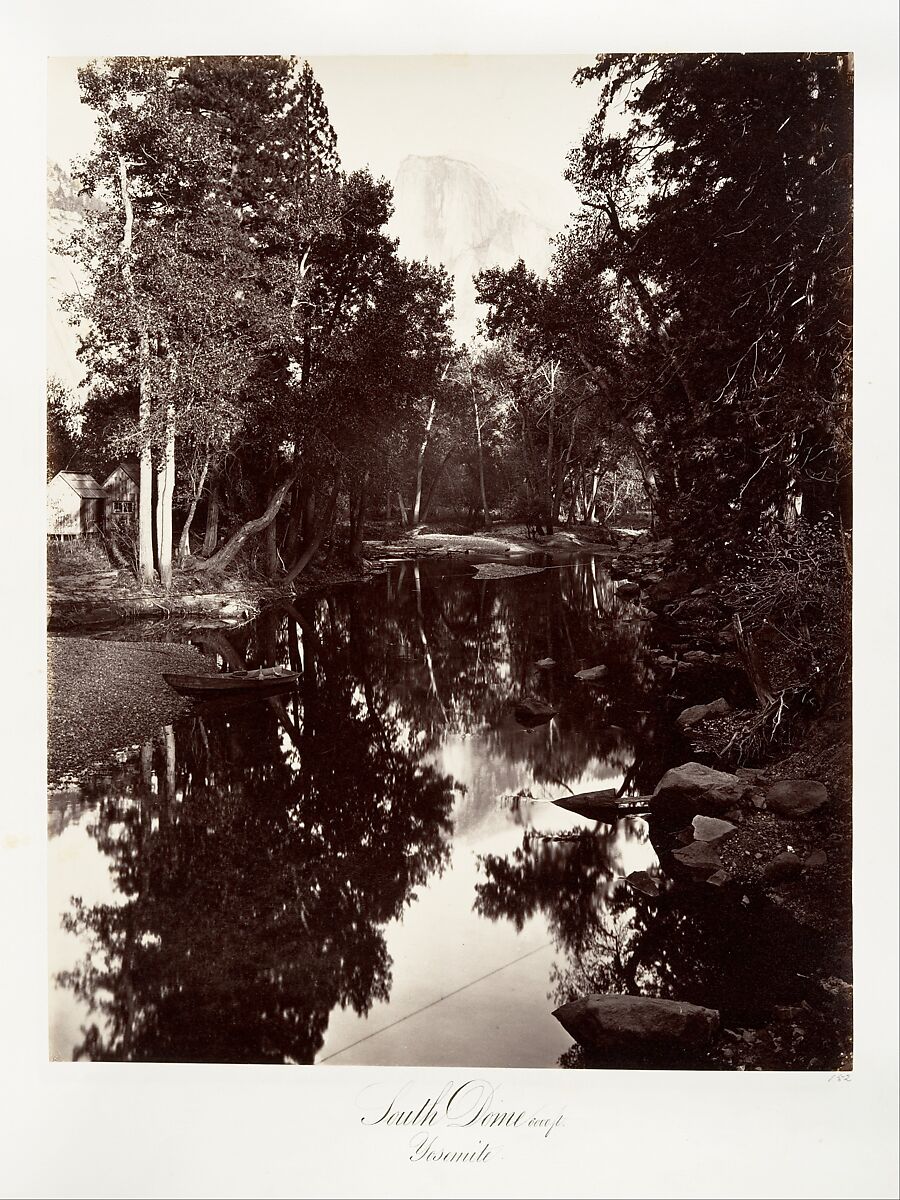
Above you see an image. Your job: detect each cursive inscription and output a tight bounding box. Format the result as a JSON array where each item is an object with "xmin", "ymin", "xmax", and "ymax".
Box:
[{"xmin": 358, "ymin": 1078, "xmax": 565, "ymax": 1164}]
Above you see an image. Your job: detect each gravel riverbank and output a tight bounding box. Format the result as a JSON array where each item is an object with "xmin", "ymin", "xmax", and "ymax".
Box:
[{"xmin": 47, "ymin": 636, "xmax": 205, "ymax": 784}]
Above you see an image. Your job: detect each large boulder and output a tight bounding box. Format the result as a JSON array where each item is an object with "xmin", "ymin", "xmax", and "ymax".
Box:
[
  {"xmin": 766, "ymin": 779, "xmax": 829, "ymax": 818},
  {"xmin": 652, "ymin": 761, "xmax": 755, "ymax": 815},
  {"xmin": 676, "ymin": 697, "xmax": 732, "ymax": 728},
  {"xmin": 553, "ymin": 994, "xmax": 719, "ymax": 1057}
]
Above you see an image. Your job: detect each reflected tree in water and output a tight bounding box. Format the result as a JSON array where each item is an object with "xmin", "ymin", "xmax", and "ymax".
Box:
[
  {"xmin": 294, "ymin": 559, "xmax": 675, "ymax": 792},
  {"xmin": 55, "ymin": 559, "xmax": 696, "ymax": 1062},
  {"xmin": 474, "ymin": 818, "xmax": 656, "ymax": 959},
  {"xmin": 56, "ymin": 630, "xmax": 454, "ymax": 1062}
]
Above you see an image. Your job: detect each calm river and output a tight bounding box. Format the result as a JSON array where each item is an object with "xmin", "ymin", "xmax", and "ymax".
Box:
[{"xmin": 48, "ymin": 555, "xmax": 817, "ymax": 1065}]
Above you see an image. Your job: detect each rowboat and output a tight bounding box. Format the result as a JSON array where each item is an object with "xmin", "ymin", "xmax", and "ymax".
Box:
[{"xmin": 163, "ymin": 666, "xmax": 301, "ymax": 698}]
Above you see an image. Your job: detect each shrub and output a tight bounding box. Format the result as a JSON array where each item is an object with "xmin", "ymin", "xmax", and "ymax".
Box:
[{"xmin": 724, "ymin": 516, "xmax": 851, "ymax": 695}]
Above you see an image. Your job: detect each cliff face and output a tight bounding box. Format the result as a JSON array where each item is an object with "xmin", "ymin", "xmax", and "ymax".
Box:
[
  {"xmin": 47, "ymin": 164, "xmax": 94, "ymax": 397},
  {"xmin": 389, "ymin": 155, "xmax": 556, "ymax": 339}
]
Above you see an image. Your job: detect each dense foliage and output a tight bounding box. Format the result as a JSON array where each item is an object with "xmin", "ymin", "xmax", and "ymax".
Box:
[
  {"xmin": 477, "ymin": 52, "xmax": 853, "ymax": 564},
  {"xmin": 57, "ymin": 53, "xmax": 852, "ymax": 593}
]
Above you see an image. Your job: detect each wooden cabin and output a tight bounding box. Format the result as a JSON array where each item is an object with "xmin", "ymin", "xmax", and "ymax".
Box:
[
  {"xmin": 102, "ymin": 461, "xmax": 139, "ymax": 529},
  {"xmin": 47, "ymin": 472, "xmax": 107, "ymax": 537}
]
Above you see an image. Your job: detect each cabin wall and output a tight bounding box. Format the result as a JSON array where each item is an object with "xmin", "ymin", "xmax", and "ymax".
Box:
[
  {"xmin": 47, "ymin": 479, "xmax": 81, "ymax": 536},
  {"xmin": 81, "ymin": 498, "xmax": 104, "ymax": 533},
  {"xmin": 103, "ymin": 468, "xmax": 139, "ymax": 529}
]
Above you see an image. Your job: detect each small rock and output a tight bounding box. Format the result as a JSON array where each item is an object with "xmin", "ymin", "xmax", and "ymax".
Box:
[
  {"xmin": 575, "ymin": 665, "xmax": 608, "ymax": 682},
  {"xmin": 820, "ymin": 976, "xmax": 853, "ymax": 1005},
  {"xmin": 616, "ymin": 581, "xmax": 641, "ymax": 599},
  {"xmin": 764, "ymin": 851, "xmax": 803, "ymax": 883},
  {"xmin": 676, "ymin": 697, "xmax": 732, "ymax": 728},
  {"xmin": 626, "ymin": 870, "xmax": 661, "ymax": 897},
  {"xmin": 682, "ymin": 649, "xmax": 716, "ymax": 665},
  {"xmin": 656, "ymin": 655, "xmax": 677, "ymax": 669},
  {"xmin": 691, "ymin": 814, "xmax": 738, "ymax": 843},
  {"xmin": 773, "ymin": 1005, "xmax": 806, "ymax": 1022},
  {"xmin": 513, "ymin": 697, "xmax": 558, "ymax": 727},
  {"xmin": 706, "ymin": 869, "xmax": 731, "ymax": 887},
  {"xmin": 766, "ymin": 779, "xmax": 829, "ymax": 818},
  {"xmin": 804, "ymin": 849, "xmax": 828, "ymax": 868},
  {"xmin": 672, "ymin": 839, "xmax": 724, "ymax": 880},
  {"xmin": 535, "ymin": 657, "xmax": 556, "ymax": 669}
]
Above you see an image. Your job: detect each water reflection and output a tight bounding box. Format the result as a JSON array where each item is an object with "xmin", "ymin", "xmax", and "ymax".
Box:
[{"xmin": 49, "ymin": 557, "xmax": 719, "ymax": 1065}]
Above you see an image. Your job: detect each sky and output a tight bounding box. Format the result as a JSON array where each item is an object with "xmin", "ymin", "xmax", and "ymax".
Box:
[{"xmin": 48, "ymin": 55, "xmax": 599, "ymax": 231}]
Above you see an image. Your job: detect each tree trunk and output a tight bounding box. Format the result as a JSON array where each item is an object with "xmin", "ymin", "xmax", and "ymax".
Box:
[
  {"xmin": 202, "ymin": 467, "xmax": 220, "ymax": 556},
  {"xmin": 138, "ymin": 405, "xmax": 154, "ymax": 585},
  {"xmin": 586, "ymin": 468, "xmax": 601, "ymax": 523},
  {"xmin": 282, "ymin": 457, "xmax": 310, "ymax": 563},
  {"xmin": 117, "ymin": 153, "xmax": 154, "ymax": 585},
  {"xmin": 283, "ymin": 477, "xmax": 340, "ymax": 585},
  {"xmin": 733, "ymin": 613, "xmax": 777, "ymax": 707},
  {"xmin": 177, "ymin": 455, "xmax": 209, "ymax": 562},
  {"xmin": 349, "ymin": 472, "xmax": 370, "ymax": 563},
  {"xmin": 472, "ymin": 388, "xmax": 490, "ymax": 529},
  {"xmin": 263, "ymin": 453, "xmax": 282, "ymax": 579},
  {"xmin": 156, "ymin": 402, "xmax": 175, "ymax": 590},
  {"xmin": 264, "ymin": 516, "xmax": 279, "ymax": 579},
  {"xmin": 545, "ymin": 389, "xmax": 556, "ymax": 534},
  {"xmin": 413, "ymin": 397, "xmax": 437, "ymax": 526},
  {"xmin": 421, "ymin": 450, "xmax": 453, "ymax": 522},
  {"xmin": 396, "ymin": 491, "xmax": 409, "ymax": 528},
  {"xmin": 195, "ymin": 467, "xmax": 300, "ymax": 575}
]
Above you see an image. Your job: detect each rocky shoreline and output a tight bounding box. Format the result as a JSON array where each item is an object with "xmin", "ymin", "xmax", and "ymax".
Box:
[{"xmin": 585, "ymin": 531, "xmax": 853, "ymax": 1070}]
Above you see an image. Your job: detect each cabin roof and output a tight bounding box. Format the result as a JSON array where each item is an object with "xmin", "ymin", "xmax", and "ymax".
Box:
[
  {"xmin": 54, "ymin": 471, "xmax": 107, "ymax": 499},
  {"xmin": 116, "ymin": 460, "xmax": 140, "ymax": 484},
  {"xmin": 102, "ymin": 460, "xmax": 139, "ymax": 486}
]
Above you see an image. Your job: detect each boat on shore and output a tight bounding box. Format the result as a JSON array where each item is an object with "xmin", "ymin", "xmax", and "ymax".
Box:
[{"xmin": 163, "ymin": 666, "xmax": 301, "ymax": 698}]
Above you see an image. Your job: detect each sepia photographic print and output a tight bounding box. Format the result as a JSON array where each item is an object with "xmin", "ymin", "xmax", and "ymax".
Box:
[
  {"xmin": 46, "ymin": 47, "xmax": 855, "ymax": 1072},
  {"xmin": 4, "ymin": 2, "xmax": 897, "ymax": 1195}
]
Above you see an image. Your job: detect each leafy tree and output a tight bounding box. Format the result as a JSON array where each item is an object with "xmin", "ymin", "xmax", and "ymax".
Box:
[
  {"xmin": 46, "ymin": 377, "xmax": 79, "ymax": 479},
  {"xmin": 68, "ymin": 57, "xmax": 260, "ymax": 587},
  {"xmin": 476, "ymin": 54, "xmax": 852, "ymax": 562}
]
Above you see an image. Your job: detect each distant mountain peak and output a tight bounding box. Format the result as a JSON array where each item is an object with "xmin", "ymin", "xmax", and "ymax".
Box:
[{"xmin": 390, "ymin": 154, "xmax": 557, "ymax": 340}]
